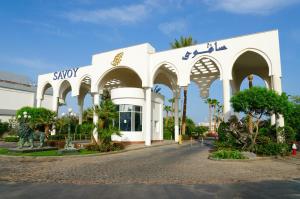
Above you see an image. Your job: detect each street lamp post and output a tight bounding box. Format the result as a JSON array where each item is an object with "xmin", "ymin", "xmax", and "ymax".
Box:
[{"xmin": 62, "ymin": 108, "xmax": 76, "ymax": 150}]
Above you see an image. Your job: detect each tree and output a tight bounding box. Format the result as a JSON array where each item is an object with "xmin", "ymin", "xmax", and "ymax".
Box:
[
  {"xmin": 211, "ymin": 99, "xmax": 219, "ymax": 131},
  {"xmin": 168, "ymin": 98, "xmax": 175, "ymax": 117},
  {"xmin": 16, "ymin": 107, "xmax": 56, "ymax": 136},
  {"xmin": 290, "ymin": 95, "xmax": 300, "ymax": 104},
  {"xmin": 170, "ymin": 36, "xmax": 197, "ymax": 136},
  {"xmin": 231, "ymin": 87, "xmax": 289, "ymax": 149},
  {"xmin": 204, "ymin": 98, "xmax": 218, "ymax": 132},
  {"xmin": 284, "ymin": 96, "xmax": 300, "ymax": 141},
  {"xmin": 83, "ymin": 107, "xmax": 93, "ymax": 123},
  {"xmin": 194, "ymin": 126, "xmax": 209, "ymax": 138},
  {"xmin": 215, "ymin": 103, "xmax": 224, "ymax": 130},
  {"xmin": 164, "ymin": 105, "xmax": 172, "ymax": 126}
]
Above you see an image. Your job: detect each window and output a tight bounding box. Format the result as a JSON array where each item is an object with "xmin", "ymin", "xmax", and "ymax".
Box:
[{"xmin": 117, "ymin": 105, "xmax": 142, "ymax": 132}]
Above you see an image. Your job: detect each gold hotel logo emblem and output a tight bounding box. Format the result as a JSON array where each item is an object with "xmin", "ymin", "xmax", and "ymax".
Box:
[{"xmin": 111, "ymin": 52, "xmax": 124, "ymax": 66}]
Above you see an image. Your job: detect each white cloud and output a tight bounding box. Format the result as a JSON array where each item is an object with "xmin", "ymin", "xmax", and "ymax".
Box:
[
  {"xmin": 203, "ymin": 0, "xmax": 300, "ymax": 15},
  {"xmin": 64, "ymin": 0, "xmax": 186, "ymax": 25},
  {"xmin": 65, "ymin": 4, "xmax": 149, "ymax": 24},
  {"xmin": 5, "ymin": 57, "xmax": 58, "ymax": 71},
  {"xmin": 158, "ymin": 19, "xmax": 188, "ymax": 36},
  {"xmin": 16, "ymin": 19, "xmax": 71, "ymax": 38}
]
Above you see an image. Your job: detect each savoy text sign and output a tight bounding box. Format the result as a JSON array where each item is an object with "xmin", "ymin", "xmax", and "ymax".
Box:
[{"xmin": 53, "ymin": 67, "xmax": 79, "ymax": 80}]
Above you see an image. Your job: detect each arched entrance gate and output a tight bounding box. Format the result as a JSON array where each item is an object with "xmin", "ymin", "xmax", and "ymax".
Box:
[{"xmin": 36, "ymin": 30, "xmax": 284, "ymax": 146}]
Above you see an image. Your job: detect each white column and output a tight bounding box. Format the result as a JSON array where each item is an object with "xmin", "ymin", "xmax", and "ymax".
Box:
[
  {"xmin": 145, "ymin": 87, "xmax": 152, "ymax": 146},
  {"xmin": 52, "ymin": 96, "xmax": 59, "ymax": 113},
  {"xmin": 272, "ymin": 76, "xmax": 284, "ymax": 127},
  {"xmin": 271, "ymin": 114, "xmax": 276, "ymax": 126},
  {"xmin": 174, "ymin": 90, "xmax": 180, "ymax": 142},
  {"xmin": 160, "ymin": 103, "xmax": 164, "ymax": 141},
  {"xmin": 36, "ymin": 98, "xmax": 42, "ymax": 108},
  {"xmin": 92, "ymin": 93, "xmax": 99, "ymax": 143},
  {"xmin": 78, "ymin": 96, "xmax": 83, "ymax": 125},
  {"xmin": 222, "ymin": 79, "xmax": 231, "ymax": 122}
]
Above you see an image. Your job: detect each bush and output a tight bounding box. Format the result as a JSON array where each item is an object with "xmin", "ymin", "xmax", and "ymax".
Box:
[
  {"xmin": 4, "ymin": 136, "xmax": 19, "ymax": 142},
  {"xmin": 214, "ymin": 140, "xmax": 240, "ymax": 150},
  {"xmin": 163, "ymin": 129, "xmax": 173, "ymax": 140},
  {"xmin": 254, "ymin": 142, "xmax": 290, "ymax": 156},
  {"xmin": 284, "ymin": 126, "xmax": 296, "ymax": 144},
  {"xmin": 48, "ymin": 134, "xmax": 66, "ymax": 141},
  {"xmin": 210, "ymin": 150, "xmax": 246, "ymax": 159},
  {"xmin": 0, "ymin": 121, "xmax": 10, "ymax": 136},
  {"xmin": 85, "ymin": 142, "xmax": 125, "ymax": 152}
]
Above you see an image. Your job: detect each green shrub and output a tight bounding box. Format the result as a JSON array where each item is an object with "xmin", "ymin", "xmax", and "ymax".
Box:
[
  {"xmin": 211, "ymin": 150, "xmax": 246, "ymax": 159},
  {"xmin": 284, "ymin": 126, "xmax": 296, "ymax": 144},
  {"xmin": 48, "ymin": 134, "xmax": 66, "ymax": 141},
  {"xmin": 0, "ymin": 121, "xmax": 10, "ymax": 136},
  {"xmin": 85, "ymin": 142, "xmax": 124, "ymax": 152},
  {"xmin": 254, "ymin": 142, "xmax": 290, "ymax": 156},
  {"xmin": 163, "ymin": 129, "xmax": 173, "ymax": 140},
  {"xmin": 4, "ymin": 136, "xmax": 19, "ymax": 142},
  {"xmin": 214, "ymin": 140, "xmax": 239, "ymax": 150}
]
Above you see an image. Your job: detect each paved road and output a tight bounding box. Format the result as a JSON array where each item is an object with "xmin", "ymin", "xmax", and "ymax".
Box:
[
  {"xmin": 0, "ymin": 141, "xmax": 299, "ymax": 184},
  {"xmin": 0, "ymin": 179, "xmax": 300, "ymax": 199}
]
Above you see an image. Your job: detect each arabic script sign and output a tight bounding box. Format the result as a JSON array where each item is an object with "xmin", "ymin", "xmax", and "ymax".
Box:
[
  {"xmin": 182, "ymin": 42, "xmax": 228, "ymax": 60},
  {"xmin": 53, "ymin": 67, "xmax": 79, "ymax": 80},
  {"xmin": 111, "ymin": 52, "xmax": 124, "ymax": 66}
]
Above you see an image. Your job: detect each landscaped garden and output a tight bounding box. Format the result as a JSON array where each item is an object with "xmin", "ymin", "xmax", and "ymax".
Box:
[
  {"xmin": 0, "ymin": 90, "xmax": 125, "ymax": 156},
  {"xmin": 211, "ymin": 87, "xmax": 299, "ymax": 159}
]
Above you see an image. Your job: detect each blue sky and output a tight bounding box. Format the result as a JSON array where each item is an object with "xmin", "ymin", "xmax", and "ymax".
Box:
[{"xmin": 0, "ymin": 0, "xmax": 300, "ymax": 123}]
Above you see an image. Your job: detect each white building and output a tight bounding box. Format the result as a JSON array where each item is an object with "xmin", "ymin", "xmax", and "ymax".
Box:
[
  {"xmin": 36, "ymin": 30, "xmax": 284, "ymax": 145},
  {"xmin": 0, "ymin": 71, "xmax": 52, "ymax": 122}
]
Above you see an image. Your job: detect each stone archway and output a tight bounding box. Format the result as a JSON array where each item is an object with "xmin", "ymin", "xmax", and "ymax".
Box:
[
  {"xmin": 97, "ymin": 67, "xmax": 142, "ymax": 92},
  {"xmin": 152, "ymin": 63, "xmax": 180, "ymax": 142},
  {"xmin": 231, "ymin": 50, "xmax": 271, "ymax": 94}
]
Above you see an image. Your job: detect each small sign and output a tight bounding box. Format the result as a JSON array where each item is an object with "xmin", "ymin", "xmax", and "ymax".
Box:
[
  {"xmin": 53, "ymin": 67, "xmax": 79, "ymax": 80},
  {"xmin": 111, "ymin": 52, "xmax": 124, "ymax": 66},
  {"xmin": 182, "ymin": 42, "xmax": 228, "ymax": 60}
]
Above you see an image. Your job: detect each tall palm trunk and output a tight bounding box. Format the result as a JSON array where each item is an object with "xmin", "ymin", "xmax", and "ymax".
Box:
[
  {"xmin": 165, "ymin": 111, "xmax": 169, "ymax": 127},
  {"xmin": 213, "ymin": 105, "xmax": 217, "ymax": 132},
  {"xmin": 45, "ymin": 124, "xmax": 50, "ymax": 137},
  {"xmin": 208, "ymin": 105, "xmax": 212, "ymax": 132},
  {"xmin": 181, "ymin": 87, "xmax": 187, "ymax": 135},
  {"xmin": 248, "ymin": 75, "xmax": 253, "ymax": 134}
]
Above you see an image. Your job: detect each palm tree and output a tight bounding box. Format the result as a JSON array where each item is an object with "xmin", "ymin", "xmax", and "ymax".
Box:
[
  {"xmin": 164, "ymin": 105, "xmax": 172, "ymax": 126},
  {"xmin": 170, "ymin": 36, "xmax": 197, "ymax": 135},
  {"xmin": 248, "ymin": 75, "xmax": 253, "ymax": 134},
  {"xmin": 83, "ymin": 107, "xmax": 94, "ymax": 123},
  {"xmin": 211, "ymin": 99, "xmax": 218, "ymax": 132},
  {"xmin": 215, "ymin": 103, "xmax": 224, "ymax": 130},
  {"xmin": 204, "ymin": 98, "xmax": 213, "ymax": 132},
  {"xmin": 168, "ymin": 97, "xmax": 175, "ymax": 117}
]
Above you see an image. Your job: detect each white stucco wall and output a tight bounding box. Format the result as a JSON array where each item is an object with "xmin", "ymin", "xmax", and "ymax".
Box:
[
  {"xmin": 40, "ymin": 94, "xmax": 53, "ymax": 110},
  {"xmin": 0, "ymin": 87, "xmax": 34, "ymax": 110},
  {"xmin": 0, "ymin": 115, "xmax": 13, "ymax": 122},
  {"xmin": 37, "ymin": 30, "xmax": 282, "ymax": 102}
]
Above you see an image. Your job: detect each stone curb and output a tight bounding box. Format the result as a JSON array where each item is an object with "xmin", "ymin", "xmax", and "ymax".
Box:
[
  {"xmin": 207, "ymin": 155, "xmax": 288, "ymax": 162},
  {"xmin": 0, "ymin": 141, "xmax": 194, "ymax": 159}
]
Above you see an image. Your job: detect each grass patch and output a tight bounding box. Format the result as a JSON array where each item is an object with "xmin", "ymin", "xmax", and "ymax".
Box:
[
  {"xmin": 0, "ymin": 148, "xmax": 99, "ymax": 156},
  {"xmin": 210, "ymin": 150, "xmax": 246, "ymax": 160}
]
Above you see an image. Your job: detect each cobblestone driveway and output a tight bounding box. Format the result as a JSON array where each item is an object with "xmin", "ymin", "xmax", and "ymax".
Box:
[{"xmin": 0, "ymin": 142, "xmax": 299, "ymax": 184}]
